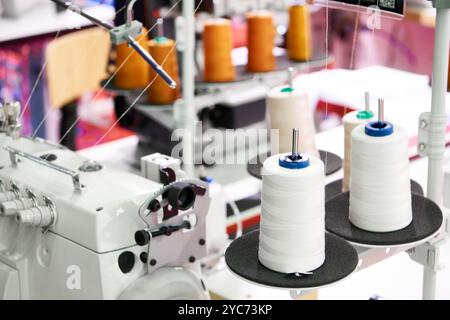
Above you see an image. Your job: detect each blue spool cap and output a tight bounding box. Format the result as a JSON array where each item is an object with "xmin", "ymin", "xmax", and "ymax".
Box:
[
  {"xmin": 365, "ymin": 121, "xmax": 394, "ymax": 137},
  {"xmin": 279, "ymin": 153, "xmax": 310, "ymax": 169}
]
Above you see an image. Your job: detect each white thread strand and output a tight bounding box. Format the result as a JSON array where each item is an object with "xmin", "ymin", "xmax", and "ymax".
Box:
[
  {"xmin": 259, "ymin": 154, "xmax": 325, "ymax": 273},
  {"xmin": 350, "ymin": 124, "xmax": 412, "ymax": 232},
  {"xmin": 267, "ymin": 86, "xmax": 319, "ymax": 158},
  {"xmin": 342, "ymin": 111, "xmax": 372, "ymax": 192}
]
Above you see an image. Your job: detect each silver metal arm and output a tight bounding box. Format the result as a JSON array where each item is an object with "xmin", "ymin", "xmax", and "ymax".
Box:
[{"xmin": 5, "ymin": 147, "xmax": 82, "ymax": 193}]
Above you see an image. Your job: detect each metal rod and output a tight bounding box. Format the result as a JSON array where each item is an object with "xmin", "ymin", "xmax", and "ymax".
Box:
[
  {"xmin": 292, "ymin": 128, "xmax": 299, "ymax": 157},
  {"xmin": 365, "ymin": 92, "xmax": 370, "ymax": 112},
  {"xmin": 50, "ymin": 0, "xmax": 114, "ymax": 30},
  {"xmin": 423, "ymin": 5, "xmax": 450, "ymax": 301},
  {"xmin": 288, "ymin": 67, "xmax": 294, "ymax": 89},
  {"xmin": 182, "ymin": 0, "xmax": 196, "ymax": 177},
  {"xmin": 127, "ymin": 36, "xmax": 177, "ymax": 88},
  {"xmin": 5, "ymin": 147, "xmax": 82, "ymax": 192},
  {"xmin": 378, "ymin": 98, "xmax": 384, "ymax": 123}
]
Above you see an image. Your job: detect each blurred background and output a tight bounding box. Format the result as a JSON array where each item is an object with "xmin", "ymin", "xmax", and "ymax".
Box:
[{"xmin": 0, "ymin": 0, "xmax": 440, "ymax": 150}]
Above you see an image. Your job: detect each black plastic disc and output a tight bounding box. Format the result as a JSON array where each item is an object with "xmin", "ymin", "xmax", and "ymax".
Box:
[
  {"xmin": 247, "ymin": 150, "xmax": 342, "ymax": 179},
  {"xmin": 325, "ymin": 193, "xmax": 443, "ymax": 247},
  {"xmin": 325, "ymin": 179, "xmax": 424, "ymax": 202},
  {"xmin": 225, "ymin": 230, "xmax": 358, "ymax": 290}
]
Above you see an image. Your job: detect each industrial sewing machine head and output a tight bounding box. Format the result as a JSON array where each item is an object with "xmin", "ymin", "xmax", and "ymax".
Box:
[{"xmin": 0, "ymin": 102, "xmax": 211, "ymax": 300}]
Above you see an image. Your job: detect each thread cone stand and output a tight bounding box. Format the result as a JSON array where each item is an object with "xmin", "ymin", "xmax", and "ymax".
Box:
[
  {"xmin": 325, "ymin": 179, "xmax": 424, "ymax": 202},
  {"xmin": 325, "ymin": 193, "xmax": 443, "ymax": 248},
  {"xmin": 225, "ymin": 230, "xmax": 358, "ymax": 290},
  {"xmin": 247, "ymin": 150, "xmax": 342, "ymax": 179}
]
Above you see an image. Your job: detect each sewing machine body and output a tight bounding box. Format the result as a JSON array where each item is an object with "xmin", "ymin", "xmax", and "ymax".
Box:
[{"xmin": 0, "ymin": 109, "xmax": 211, "ymax": 300}]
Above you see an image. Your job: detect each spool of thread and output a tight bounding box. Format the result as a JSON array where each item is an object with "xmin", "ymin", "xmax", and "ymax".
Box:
[
  {"xmin": 287, "ymin": 4, "xmax": 313, "ymax": 62},
  {"xmin": 115, "ymin": 29, "xmax": 150, "ymax": 89},
  {"xmin": 350, "ymin": 122, "xmax": 412, "ymax": 232},
  {"xmin": 259, "ymin": 153, "xmax": 325, "ymax": 273},
  {"xmin": 342, "ymin": 109, "xmax": 374, "ymax": 192},
  {"xmin": 247, "ymin": 11, "xmax": 276, "ymax": 73},
  {"xmin": 147, "ymin": 37, "xmax": 180, "ymax": 105},
  {"xmin": 203, "ymin": 18, "xmax": 236, "ymax": 82},
  {"xmin": 267, "ymin": 85, "xmax": 319, "ymax": 158}
]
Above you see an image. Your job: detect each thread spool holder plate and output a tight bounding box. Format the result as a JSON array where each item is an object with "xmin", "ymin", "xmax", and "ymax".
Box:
[
  {"xmin": 100, "ymin": 77, "xmax": 145, "ymax": 96},
  {"xmin": 225, "ymin": 230, "xmax": 359, "ymax": 290},
  {"xmin": 325, "ymin": 193, "xmax": 443, "ymax": 248},
  {"xmin": 247, "ymin": 150, "xmax": 342, "ymax": 179},
  {"xmin": 325, "ymin": 179, "xmax": 424, "ymax": 202},
  {"xmin": 239, "ymin": 53, "xmax": 331, "ymax": 74}
]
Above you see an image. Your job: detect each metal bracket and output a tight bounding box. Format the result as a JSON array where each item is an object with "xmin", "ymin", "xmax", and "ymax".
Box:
[
  {"xmin": 110, "ymin": 20, "xmax": 143, "ymax": 45},
  {"xmin": 407, "ymin": 239, "xmax": 446, "ymax": 272},
  {"xmin": 418, "ymin": 112, "xmax": 431, "ymax": 156},
  {"xmin": 4, "ymin": 147, "xmax": 83, "ymax": 193}
]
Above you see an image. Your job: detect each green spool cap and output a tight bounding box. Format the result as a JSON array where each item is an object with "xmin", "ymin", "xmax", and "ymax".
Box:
[
  {"xmin": 356, "ymin": 110, "xmax": 374, "ymax": 120},
  {"xmin": 281, "ymin": 87, "xmax": 295, "ymax": 93},
  {"xmin": 154, "ymin": 36, "xmax": 168, "ymax": 44}
]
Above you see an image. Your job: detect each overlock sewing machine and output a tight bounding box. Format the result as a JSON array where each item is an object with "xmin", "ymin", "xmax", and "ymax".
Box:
[{"xmin": 0, "ymin": 102, "xmax": 214, "ymax": 299}]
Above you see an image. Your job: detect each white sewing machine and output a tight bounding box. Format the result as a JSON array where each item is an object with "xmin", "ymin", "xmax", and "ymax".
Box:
[{"xmin": 0, "ymin": 102, "xmax": 213, "ymax": 300}]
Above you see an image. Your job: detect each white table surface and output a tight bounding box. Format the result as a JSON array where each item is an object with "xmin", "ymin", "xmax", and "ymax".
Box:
[{"xmin": 0, "ymin": 2, "xmax": 115, "ymax": 43}]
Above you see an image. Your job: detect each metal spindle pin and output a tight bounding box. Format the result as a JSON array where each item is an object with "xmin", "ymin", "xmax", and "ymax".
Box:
[
  {"xmin": 378, "ymin": 98, "xmax": 385, "ymax": 123},
  {"xmin": 157, "ymin": 18, "xmax": 164, "ymax": 38},
  {"xmin": 288, "ymin": 67, "xmax": 294, "ymax": 89},
  {"xmin": 292, "ymin": 128, "xmax": 299, "ymax": 158},
  {"xmin": 365, "ymin": 92, "xmax": 370, "ymax": 112}
]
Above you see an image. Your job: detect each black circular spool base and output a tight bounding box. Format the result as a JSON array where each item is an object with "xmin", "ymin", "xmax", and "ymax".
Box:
[
  {"xmin": 325, "ymin": 193, "xmax": 443, "ymax": 247},
  {"xmin": 225, "ymin": 231, "xmax": 358, "ymax": 290},
  {"xmin": 325, "ymin": 179, "xmax": 424, "ymax": 202},
  {"xmin": 247, "ymin": 150, "xmax": 342, "ymax": 179}
]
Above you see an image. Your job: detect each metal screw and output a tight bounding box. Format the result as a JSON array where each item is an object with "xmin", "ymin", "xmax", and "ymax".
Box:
[
  {"xmin": 420, "ymin": 119, "xmax": 428, "ymax": 129},
  {"xmin": 140, "ymin": 252, "xmax": 148, "ymax": 263},
  {"xmin": 199, "ymin": 239, "xmax": 206, "ymax": 246},
  {"xmin": 419, "ymin": 143, "xmax": 426, "ymax": 152},
  {"xmin": 150, "ymin": 259, "xmax": 157, "ymax": 266},
  {"xmin": 189, "ymin": 256, "xmax": 196, "ymax": 263}
]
